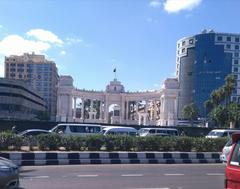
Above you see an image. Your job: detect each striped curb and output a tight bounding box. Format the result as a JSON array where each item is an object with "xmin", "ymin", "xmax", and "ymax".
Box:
[{"xmin": 0, "ymin": 152, "xmax": 222, "ymax": 166}]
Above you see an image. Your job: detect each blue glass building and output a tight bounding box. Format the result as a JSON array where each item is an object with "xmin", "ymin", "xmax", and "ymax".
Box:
[{"xmin": 176, "ymin": 30, "xmax": 239, "ymax": 118}]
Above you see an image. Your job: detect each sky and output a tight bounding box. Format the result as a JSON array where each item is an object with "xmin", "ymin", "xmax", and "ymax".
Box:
[{"xmin": 0, "ymin": 0, "xmax": 240, "ymax": 92}]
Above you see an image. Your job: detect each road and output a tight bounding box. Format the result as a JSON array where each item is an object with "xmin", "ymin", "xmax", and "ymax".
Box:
[{"xmin": 19, "ymin": 164, "xmax": 225, "ymax": 189}]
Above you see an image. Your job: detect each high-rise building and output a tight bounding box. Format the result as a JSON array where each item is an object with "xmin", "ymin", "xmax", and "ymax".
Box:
[
  {"xmin": 176, "ymin": 29, "xmax": 240, "ymax": 118},
  {"xmin": 4, "ymin": 52, "xmax": 58, "ymax": 120}
]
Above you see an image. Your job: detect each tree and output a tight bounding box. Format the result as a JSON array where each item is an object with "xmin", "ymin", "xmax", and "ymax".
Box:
[
  {"xmin": 183, "ymin": 103, "xmax": 198, "ymax": 126},
  {"xmin": 205, "ymin": 74, "xmax": 237, "ymax": 128},
  {"xmin": 209, "ymin": 105, "xmax": 228, "ymax": 127},
  {"xmin": 227, "ymin": 103, "xmax": 240, "ymax": 128}
]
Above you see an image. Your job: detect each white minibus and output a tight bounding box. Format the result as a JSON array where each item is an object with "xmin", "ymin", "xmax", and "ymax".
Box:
[
  {"xmin": 102, "ymin": 126, "xmax": 138, "ymax": 136},
  {"xmin": 50, "ymin": 123, "xmax": 102, "ymax": 136},
  {"xmin": 138, "ymin": 128, "xmax": 179, "ymax": 137},
  {"xmin": 205, "ymin": 129, "xmax": 240, "ymax": 138}
]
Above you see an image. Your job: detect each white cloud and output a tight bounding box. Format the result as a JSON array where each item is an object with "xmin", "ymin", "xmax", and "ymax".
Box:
[
  {"xmin": 164, "ymin": 0, "xmax": 202, "ymax": 13},
  {"xmin": 149, "ymin": 0, "xmax": 161, "ymax": 8},
  {"xmin": 0, "ymin": 34, "xmax": 50, "ymax": 56},
  {"xmin": 0, "ymin": 25, "xmax": 3, "ymax": 29},
  {"xmin": 66, "ymin": 37, "xmax": 83, "ymax": 45},
  {"xmin": 27, "ymin": 29, "xmax": 63, "ymax": 44},
  {"xmin": 60, "ymin": 50, "xmax": 66, "ymax": 55}
]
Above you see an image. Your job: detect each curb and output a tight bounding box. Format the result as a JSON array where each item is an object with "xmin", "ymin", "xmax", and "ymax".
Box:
[{"xmin": 0, "ymin": 152, "xmax": 221, "ymax": 166}]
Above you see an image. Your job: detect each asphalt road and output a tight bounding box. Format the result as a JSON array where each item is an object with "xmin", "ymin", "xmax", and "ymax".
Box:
[{"xmin": 19, "ymin": 164, "xmax": 225, "ymax": 189}]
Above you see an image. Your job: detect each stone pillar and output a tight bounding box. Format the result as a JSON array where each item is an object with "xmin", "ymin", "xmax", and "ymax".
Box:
[
  {"xmin": 121, "ymin": 98, "xmax": 125, "ymax": 123},
  {"xmin": 73, "ymin": 97, "xmax": 77, "ymax": 120},
  {"xmin": 81, "ymin": 98, "xmax": 85, "ymax": 119},
  {"xmin": 153, "ymin": 101, "xmax": 157, "ymax": 121},
  {"xmin": 126, "ymin": 101, "xmax": 129, "ymax": 120},
  {"xmin": 99, "ymin": 101, "xmax": 102, "ymax": 120}
]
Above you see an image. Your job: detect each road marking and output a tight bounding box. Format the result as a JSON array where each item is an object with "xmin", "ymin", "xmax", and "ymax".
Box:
[
  {"xmin": 77, "ymin": 174, "xmax": 99, "ymax": 177},
  {"xmin": 22, "ymin": 176, "xmax": 50, "ymax": 179},
  {"xmin": 121, "ymin": 174, "xmax": 143, "ymax": 177},
  {"xmin": 206, "ymin": 173, "xmax": 224, "ymax": 176},
  {"xmin": 129, "ymin": 188, "xmax": 170, "ymax": 189},
  {"xmin": 164, "ymin": 174, "xmax": 184, "ymax": 176}
]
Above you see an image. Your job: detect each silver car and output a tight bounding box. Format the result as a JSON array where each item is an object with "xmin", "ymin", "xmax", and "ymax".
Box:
[{"xmin": 0, "ymin": 157, "xmax": 19, "ymax": 189}]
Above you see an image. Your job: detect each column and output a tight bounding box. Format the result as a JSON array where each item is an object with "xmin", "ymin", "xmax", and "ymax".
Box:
[
  {"xmin": 99, "ymin": 101, "xmax": 102, "ymax": 120},
  {"xmin": 121, "ymin": 98, "xmax": 125, "ymax": 123},
  {"xmin": 81, "ymin": 98, "xmax": 85, "ymax": 119},
  {"xmin": 153, "ymin": 101, "xmax": 157, "ymax": 121},
  {"xmin": 126, "ymin": 101, "xmax": 129, "ymax": 120},
  {"xmin": 73, "ymin": 97, "xmax": 77, "ymax": 119}
]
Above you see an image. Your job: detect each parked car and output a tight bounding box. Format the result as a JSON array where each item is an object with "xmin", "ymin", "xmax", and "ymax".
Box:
[
  {"xmin": 18, "ymin": 129, "xmax": 51, "ymax": 137},
  {"xmin": 101, "ymin": 126, "xmax": 138, "ymax": 136},
  {"xmin": 225, "ymin": 132, "xmax": 240, "ymax": 189},
  {"xmin": 138, "ymin": 128, "xmax": 179, "ymax": 137},
  {"xmin": 0, "ymin": 157, "xmax": 19, "ymax": 189},
  {"xmin": 220, "ymin": 138, "xmax": 233, "ymax": 163},
  {"xmin": 206, "ymin": 129, "xmax": 240, "ymax": 138}
]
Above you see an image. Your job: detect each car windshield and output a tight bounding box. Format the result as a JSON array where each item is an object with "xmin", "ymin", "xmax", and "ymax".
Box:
[
  {"xmin": 230, "ymin": 140, "xmax": 240, "ymax": 166},
  {"xmin": 208, "ymin": 131, "xmax": 223, "ymax": 137}
]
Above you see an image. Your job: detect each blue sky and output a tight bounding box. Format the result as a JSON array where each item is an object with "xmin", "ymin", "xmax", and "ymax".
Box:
[{"xmin": 0, "ymin": 0, "xmax": 239, "ymax": 91}]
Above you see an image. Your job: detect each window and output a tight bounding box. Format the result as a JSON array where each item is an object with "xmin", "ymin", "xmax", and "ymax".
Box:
[
  {"xmin": 227, "ymin": 36, "xmax": 231, "ymax": 41},
  {"xmin": 177, "ymin": 43, "xmax": 180, "ymax": 48},
  {"xmin": 189, "ymin": 39, "xmax": 194, "ymax": 44},
  {"xmin": 234, "ymin": 67, "xmax": 238, "ymax": 72},
  {"xmin": 235, "ymin": 52, "xmax": 239, "ymax": 57},
  {"xmin": 235, "ymin": 45, "xmax": 239, "ymax": 50},
  {"xmin": 236, "ymin": 37, "xmax": 240, "ymax": 42},
  {"xmin": 230, "ymin": 140, "xmax": 240, "ymax": 166},
  {"xmin": 182, "ymin": 48, "xmax": 185, "ymax": 53},
  {"xmin": 217, "ymin": 36, "xmax": 223, "ymax": 41},
  {"xmin": 234, "ymin": 60, "xmax": 239, "ymax": 65},
  {"xmin": 182, "ymin": 41, "xmax": 185, "ymax": 46},
  {"xmin": 226, "ymin": 44, "xmax": 231, "ymax": 49}
]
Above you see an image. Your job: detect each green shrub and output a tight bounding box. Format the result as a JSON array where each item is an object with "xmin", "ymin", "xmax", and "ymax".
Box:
[
  {"xmin": 61, "ymin": 136, "xmax": 86, "ymax": 151},
  {"xmin": 85, "ymin": 134, "xmax": 104, "ymax": 151},
  {"xmin": 37, "ymin": 133, "xmax": 61, "ymax": 151},
  {"xmin": 0, "ymin": 132, "xmax": 23, "ymax": 151},
  {"xmin": 174, "ymin": 137, "xmax": 194, "ymax": 152}
]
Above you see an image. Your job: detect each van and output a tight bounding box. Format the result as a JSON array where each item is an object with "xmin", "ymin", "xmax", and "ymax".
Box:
[
  {"xmin": 225, "ymin": 132, "xmax": 240, "ymax": 189},
  {"xmin": 102, "ymin": 126, "xmax": 138, "ymax": 136},
  {"xmin": 50, "ymin": 123, "xmax": 102, "ymax": 136},
  {"xmin": 206, "ymin": 129, "xmax": 240, "ymax": 138},
  {"xmin": 138, "ymin": 128, "xmax": 179, "ymax": 137}
]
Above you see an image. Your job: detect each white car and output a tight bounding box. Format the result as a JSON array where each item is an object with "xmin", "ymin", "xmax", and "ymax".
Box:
[
  {"xmin": 206, "ymin": 129, "xmax": 240, "ymax": 138},
  {"xmin": 220, "ymin": 139, "xmax": 233, "ymax": 163}
]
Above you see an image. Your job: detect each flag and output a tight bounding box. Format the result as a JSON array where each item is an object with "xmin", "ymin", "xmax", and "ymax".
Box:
[{"xmin": 113, "ymin": 68, "xmax": 116, "ymax": 72}]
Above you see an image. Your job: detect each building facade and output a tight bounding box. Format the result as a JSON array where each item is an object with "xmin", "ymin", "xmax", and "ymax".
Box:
[
  {"xmin": 56, "ymin": 76, "xmax": 179, "ymax": 126},
  {"xmin": 4, "ymin": 53, "xmax": 58, "ymax": 120},
  {"xmin": 0, "ymin": 78, "xmax": 46, "ymax": 120},
  {"xmin": 176, "ymin": 30, "xmax": 239, "ymax": 118}
]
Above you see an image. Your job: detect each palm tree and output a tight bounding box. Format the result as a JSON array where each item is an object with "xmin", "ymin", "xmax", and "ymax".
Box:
[{"xmin": 183, "ymin": 103, "xmax": 198, "ymax": 126}]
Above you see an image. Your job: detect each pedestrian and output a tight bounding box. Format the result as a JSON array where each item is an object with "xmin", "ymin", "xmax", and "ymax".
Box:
[{"xmin": 11, "ymin": 125, "xmax": 17, "ymax": 134}]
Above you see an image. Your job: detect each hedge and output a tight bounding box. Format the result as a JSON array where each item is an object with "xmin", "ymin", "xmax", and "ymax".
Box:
[{"xmin": 0, "ymin": 132, "xmax": 228, "ymax": 152}]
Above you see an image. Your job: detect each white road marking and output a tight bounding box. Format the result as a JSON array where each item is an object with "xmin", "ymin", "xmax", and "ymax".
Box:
[
  {"xmin": 22, "ymin": 176, "xmax": 50, "ymax": 179},
  {"xmin": 121, "ymin": 174, "xmax": 143, "ymax": 177},
  {"xmin": 129, "ymin": 188, "xmax": 170, "ymax": 189},
  {"xmin": 164, "ymin": 173, "xmax": 184, "ymax": 176},
  {"xmin": 206, "ymin": 173, "xmax": 224, "ymax": 176},
  {"xmin": 77, "ymin": 174, "xmax": 99, "ymax": 177}
]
